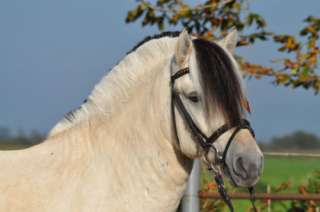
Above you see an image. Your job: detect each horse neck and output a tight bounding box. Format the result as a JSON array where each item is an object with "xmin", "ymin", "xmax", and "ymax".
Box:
[
  {"xmin": 83, "ymin": 59, "xmax": 193, "ymax": 211},
  {"xmin": 44, "ymin": 38, "xmax": 193, "ymax": 210}
]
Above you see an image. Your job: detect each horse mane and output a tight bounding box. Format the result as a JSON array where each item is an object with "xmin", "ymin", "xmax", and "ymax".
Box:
[
  {"xmin": 48, "ymin": 32, "xmax": 180, "ymax": 136},
  {"xmin": 127, "ymin": 31, "xmax": 180, "ymax": 54},
  {"xmin": 49, "ymin": 31, "xmax": 246, "ymax": 137}
]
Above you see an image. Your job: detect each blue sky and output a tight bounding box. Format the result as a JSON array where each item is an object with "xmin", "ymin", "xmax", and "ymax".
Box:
[{"xmin": 0, "ymin": 0, "xmax": 319, "ymax": 141}]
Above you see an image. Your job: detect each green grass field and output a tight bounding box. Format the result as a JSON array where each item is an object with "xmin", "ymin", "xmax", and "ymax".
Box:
[
  {"xmin": 201, "ymin": 155, "xmax": 320, "ymax": 211},
  {"xmin": 259, "ymin": 155, "xmax": 320, "ymax": 191}
]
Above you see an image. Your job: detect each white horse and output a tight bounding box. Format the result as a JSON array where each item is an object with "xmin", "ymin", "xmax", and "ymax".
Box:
[{"xmin": 0, "ymin": 30, "xmax": 263, "ymax": 212}]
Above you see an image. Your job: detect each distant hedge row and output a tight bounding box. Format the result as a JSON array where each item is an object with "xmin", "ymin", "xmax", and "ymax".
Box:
[{"xmin": 260, "ymin": 130, "xmax": 320, "ymax": 151}]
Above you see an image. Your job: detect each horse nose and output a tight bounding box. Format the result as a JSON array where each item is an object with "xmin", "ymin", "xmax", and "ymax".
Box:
[{"xmin": 234, "ymin": 154, "xmax": 262, "ymax": 181}]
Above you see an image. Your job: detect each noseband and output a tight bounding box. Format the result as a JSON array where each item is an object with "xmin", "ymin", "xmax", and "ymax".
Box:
[{"xmin": 171, "ymin": 67, "xmax": 257, "ymax": 212}]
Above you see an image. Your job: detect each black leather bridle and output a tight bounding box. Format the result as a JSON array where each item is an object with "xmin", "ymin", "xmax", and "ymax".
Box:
[{"xmin": 171, "ymin": 67, "xmax": 257, "ymax": 212}]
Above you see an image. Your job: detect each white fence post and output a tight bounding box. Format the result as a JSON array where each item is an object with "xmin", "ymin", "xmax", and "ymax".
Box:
[
  {"xmin": 267, "ymin": 184, "xmax": 271, "ymax": 212},
  {"xmin": 182, "ymin": 159, "xmax": 200, "ymax": 212}
]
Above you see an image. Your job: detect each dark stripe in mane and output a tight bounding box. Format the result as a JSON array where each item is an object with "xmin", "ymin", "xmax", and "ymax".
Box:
[
  {"xmin": 127, "ymin": 31, "xmax": 180, "ymax": 54},
  {"xmin": 64, "ymin": 109, "xmax": 77, "ymax": 122},
  {"xmin": 64, "ymin": 99, "xmax": 88, "ymax": 122},
  {"xmin": 193, "ymin": 39, "xmax": 244, "ymax": 126},
  {"xmin": 62, "ymin": 32, "xmax": 180, "ymax": 124}
]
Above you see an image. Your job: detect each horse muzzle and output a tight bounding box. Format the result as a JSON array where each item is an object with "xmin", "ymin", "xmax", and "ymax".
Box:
[{"xmin": 228, "ymin": 151, "xmax": 264, "ymax": 187}]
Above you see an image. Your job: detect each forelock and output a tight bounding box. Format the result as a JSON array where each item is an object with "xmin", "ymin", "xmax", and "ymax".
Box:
[{"xmin": 192, "ymin": 38, "xmax": 245, "ymax": 126}]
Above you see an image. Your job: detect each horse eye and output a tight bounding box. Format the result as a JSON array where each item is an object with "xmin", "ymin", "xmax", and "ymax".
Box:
[{"xmin": 187, "ymin": 93, "xmax": 200, "ymax": 103}]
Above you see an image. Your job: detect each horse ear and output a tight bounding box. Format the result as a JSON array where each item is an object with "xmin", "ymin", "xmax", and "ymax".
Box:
[
  {"xmin": 220, "ymin": 29, "xmax": 238, "ymax": 53},
  {"xmin": 175, "ymin": 29, "xmax": 192, "ymax": 66}
]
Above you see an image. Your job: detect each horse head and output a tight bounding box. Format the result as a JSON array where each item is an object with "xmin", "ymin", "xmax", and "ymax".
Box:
[{"xmin": 170, "ymin": 30, "xmax": 263, "ymax": 187}]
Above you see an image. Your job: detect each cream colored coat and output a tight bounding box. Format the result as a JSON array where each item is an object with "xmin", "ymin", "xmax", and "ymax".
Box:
[
  {"xmin": 0, "ymin": 31, "xmax": 263, "ymax": 212},
  {"xmin": 0, "ymin": 36, "xmax": 193, "ymax": 212}
]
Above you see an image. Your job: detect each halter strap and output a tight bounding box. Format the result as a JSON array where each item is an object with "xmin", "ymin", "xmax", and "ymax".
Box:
[
  {"xmin": 171, "ymin": 67, "xmax": 257, "ymax": 212},
  {"xmin": 171, "ymin": 68, "xmax": 255, "ymax": 156},
  {"xmin": 172, "ymin": 92, "xmax": 210, "ymax": 148},
  {"xmin": 222, "ymin": 119, "xmax": 255, "ymax": 163}
]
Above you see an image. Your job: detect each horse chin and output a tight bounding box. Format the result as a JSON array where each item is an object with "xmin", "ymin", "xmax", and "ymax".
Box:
[{"xmin": 222, "ymin": 166, "xmax": 259, "ymax": 188}]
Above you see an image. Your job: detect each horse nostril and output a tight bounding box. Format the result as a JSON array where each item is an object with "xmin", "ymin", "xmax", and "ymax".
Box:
[
  {"xmin": 234, "ymin": 155, "xmax": 260, "ymax": 180},
  {"xmin": 247, "ymin": 163, "xmax": 259, "ymax": 178},
  {"xmin": 234, "ymin": 157, "xmax": 248, "ymax": 179}
]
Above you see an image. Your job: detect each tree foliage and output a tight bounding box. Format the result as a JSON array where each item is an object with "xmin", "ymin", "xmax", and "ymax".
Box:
[
  {"xmin": 258, "ymin": 130, "xmax": 320, "ymax": 151},
  {"xmin": 126, "ymin": 0, "xmax": 320, "ymax": 93}
]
